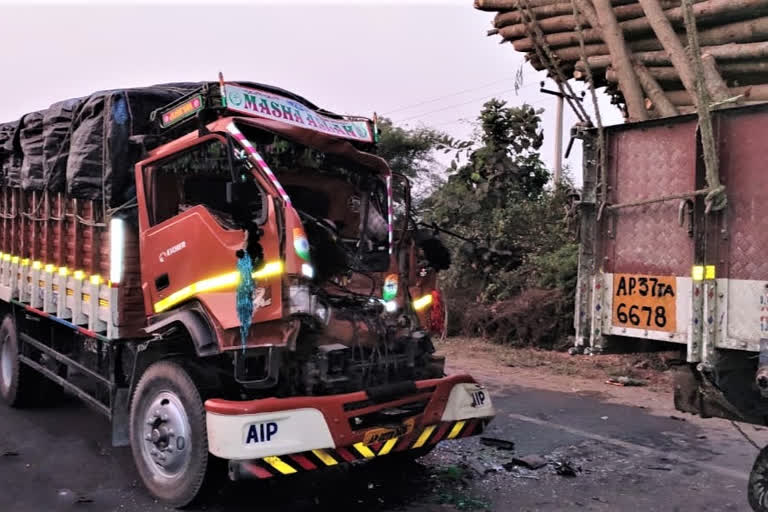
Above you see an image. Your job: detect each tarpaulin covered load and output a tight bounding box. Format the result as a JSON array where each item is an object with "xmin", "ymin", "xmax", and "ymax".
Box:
[
  {"xmin": 0, "ymin": 83, "xmax": 200, "ymax": 207},
  {"xmin": 0, "ymin": 121, "xmax": 19, "ymax": 187}
]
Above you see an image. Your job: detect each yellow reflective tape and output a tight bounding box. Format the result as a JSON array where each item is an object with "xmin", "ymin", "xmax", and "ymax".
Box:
[
  {"xmin": 32, "ymin": 261, "xmax": 42, "ymax": 270},
  {"xmin": 73, "ymin": 270, "xmax": 85, "ymax": 280},
  {"xmin": 413, "ymin": 294, "xmax": 433, "ymax": 311},
  {"xmin": 11, "ymin": 256, "xmax": 19, "ymax": 264},
  {"xmin": 353, "ymin": 442, "xmax": 376, "ymax": 459},
  {"xmin": 447, "ymin": 420, "xmax": 466, "ymax": 440},
  {"xmin": 378, "ymin": 438, "xmax": 398, "ymax": 456},
  {"xmin": 705, "ymin": 265, "xmax": 716, "ymax": 280},
  {"xmin": 262, "ymin": 456, "xmax": 297, "ymax": 475},
  {"xmin": 154, "ymin": 261, "xmax": 284, "ymax": 313},
  {"xmin": 44, "ymin": 264, "xmax": 55, "ymax": 273},
  {"xmin": 90, "ymin": 275, "xmax": 102, "ymax": 285},
  {"xmin": 20, "ymin": 258, "xmax": 29, "ymax": 266},
  {"xmin": 58, "ymin": 267, "xmax": 69, "ymax": 276},
  {"xmin": 2, "ymin": 254, "xmax": 10, "ymax": 261},
  {"xmin": 252, "ymin": 260, "xmax": 284, "ymax": 280},
  {"xmin": 692, "ymin": 265, "xmax": 704, "ymax": 281},
  {"xmin": 412, "ymin": 425, "xmax": 436, "ymax": 449},
  {"xmin": 311, "ymin": 449, "xmax": 338, "ymax": 466}
]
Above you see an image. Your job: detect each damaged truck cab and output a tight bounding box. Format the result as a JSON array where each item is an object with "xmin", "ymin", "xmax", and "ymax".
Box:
[{"xmin": 0, "ymin": 80, "xmax": 494, "ymax": 507}]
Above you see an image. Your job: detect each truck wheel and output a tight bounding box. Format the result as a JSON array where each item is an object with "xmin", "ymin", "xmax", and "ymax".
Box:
[
  {"xmin": 129, "ymin": 360, "xmax": 212, "ymax": 508},
  {"xmin": 749, "ymin": 446, "xmax": 768, "ymax": 512},
  {"xmin": 0, "ymin": 315, "xmax": 47, "ymax": 407}
]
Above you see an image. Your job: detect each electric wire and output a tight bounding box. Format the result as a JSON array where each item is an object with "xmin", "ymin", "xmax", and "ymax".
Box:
[{"xmin": 382, "ymin": 73, "xmax": 541, "ymax": 115}]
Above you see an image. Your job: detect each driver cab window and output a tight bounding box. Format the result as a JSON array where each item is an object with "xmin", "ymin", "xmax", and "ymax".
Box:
[{"xmin": 145, "ymin": 138, "xmax": 263, "ymax": 229}]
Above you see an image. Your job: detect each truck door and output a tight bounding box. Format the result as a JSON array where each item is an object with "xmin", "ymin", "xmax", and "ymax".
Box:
[{"xmin": 136, "ymin": 135, "xmax": 283, "ymax": 329}]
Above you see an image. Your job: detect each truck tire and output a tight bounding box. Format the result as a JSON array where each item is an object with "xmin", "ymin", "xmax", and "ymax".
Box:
[
  {"xmin": 0, "ymin": 315, "xmax": 48, "ymax": 407},
  {"xmin": 749, "ymin": 445, "xmax": 768, "ymax": 512},
  {"xmin": 129, "ymin": 360, "xmax": 213, "ymax": 508}
]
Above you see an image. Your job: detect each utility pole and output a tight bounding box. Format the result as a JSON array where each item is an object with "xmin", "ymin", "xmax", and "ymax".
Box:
[
  {"xmin": 554, "ymin": 94, "xmax": 564, "ymax": 185},
  {"xmin": 539, "ymin": 82, "xmax": 583, "ymax": 187}
]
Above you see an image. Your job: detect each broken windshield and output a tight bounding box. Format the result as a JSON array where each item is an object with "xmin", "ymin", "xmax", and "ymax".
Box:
[{"xmin": 235, "ymin": 123, "xmax": 398, "ymax": 273}]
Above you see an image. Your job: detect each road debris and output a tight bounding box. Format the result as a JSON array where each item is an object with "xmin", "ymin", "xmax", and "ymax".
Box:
[
  {"xmin": 646, "ymin": 465, "xmax": 673, "ymax": 471},
  {"xmin": 553, "ymin": 458, "xmax": 581, "ymax": 477},
  {"xmin": 479, "ymin": 437, "xmax": 515, "ymax": 451},
  {"xmin": 510, "ymin": 455, "xmax": 548, "ymax": 470},
  {"xmin": 1, "ymin": 451, "xmax": 19, "ymax": 457},
  {"xmin": 669, "ymin": 415, "xmax": 687, "ymax": 422},
  {"xmin": 606, "ymin": 376, "xmax": 646, "ymax": 387}
]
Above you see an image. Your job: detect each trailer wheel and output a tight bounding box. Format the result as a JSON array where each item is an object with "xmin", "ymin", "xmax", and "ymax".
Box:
[
  {"xmin": 129, "ymin": 360, "xmax": 213, "ymax": 508},
  {"xmin": 0, "ymin": 315, "xmax": 47, "ymax": 407},
  {"xmin": 749, "ymin": 445, "xmax": 768, "ymax": 511}
]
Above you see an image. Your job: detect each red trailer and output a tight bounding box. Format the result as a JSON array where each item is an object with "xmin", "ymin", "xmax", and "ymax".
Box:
[{"xmin": 573, "ymin": 103, "xmax": 768, "ymax": 509}]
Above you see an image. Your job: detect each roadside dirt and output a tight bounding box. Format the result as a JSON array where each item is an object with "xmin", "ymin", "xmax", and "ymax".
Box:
[
  {"xmin": 435, "ymin": 336, "xmax": 768, "ymax": 444},
  {"xmin": 437, "ymin": 336, "xmax": 677, "ymax": 392}
]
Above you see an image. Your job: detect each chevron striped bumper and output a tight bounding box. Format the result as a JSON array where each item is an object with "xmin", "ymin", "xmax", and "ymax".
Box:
[
  {"xmin": 204, "ymin": 374, "xmax": 495, "ymax": 479},
  {"xmin": 228, "ymin": 417, "xmax": 490, "ymax": 480}
]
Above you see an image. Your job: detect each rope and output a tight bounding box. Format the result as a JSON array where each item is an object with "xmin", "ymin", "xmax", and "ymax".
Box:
[
  {"xmin": 681, "ymin": 0, "xmax": 727, "ymax": 213},
  {"xmin": 516, "ymin": 0, "xmax": 591, "ymax": 124},
  {"xmin": 605, "ymin": 188, "xmax": 711, "ymax": 211},
  {"xmin": 731, "ymin": 421, "xmax": 761, "ymax": 451},
  {"xmin": 570, "ymin": 0, "xmax": 607, "ymax": 205}
]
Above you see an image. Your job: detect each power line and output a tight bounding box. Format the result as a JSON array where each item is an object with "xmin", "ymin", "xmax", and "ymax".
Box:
[
  {"xmin": 397, "ymin": 87, "xmax": 553, "ymax": 125},
  {"xmin": 425, "ymin": 95, "xmax": 556, "ymax": 130},
  {"xmin": 381, "ymin": 73, "xmax": 541, "ymax": 116}
]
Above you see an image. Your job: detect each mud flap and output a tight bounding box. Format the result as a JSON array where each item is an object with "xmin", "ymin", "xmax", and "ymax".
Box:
[
  {"xmin": 673, "ymin": 364, "xmax": 756, "ymax": 423},
  {"xmin": 111, "ymin": 387, "xmax": 130, "ymax": 447}
]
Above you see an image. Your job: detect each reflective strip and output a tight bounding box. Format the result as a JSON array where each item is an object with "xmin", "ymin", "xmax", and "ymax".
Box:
[
  {"xmin": 447, "ymin": 420, "xmax": 466, "ymax": 439},
  {"xmin": 353, "ymin": 442, "xmax": 376, "ymax": 459},
  {"xmin": 413, "ymin": 425, "xmax": 436, "ymax": 449},
  {"xmin": 153, "ymin": 260, "xmax": 283, "ymax": 313},
  {"xmin": 311, "ymin": 449, "xmax": 338, "ymax": 466},
  {"xmin": 413, "ymin": 294, "xmax": 433, "ymax": 311},
  {"xmin": 378, "ymin": 438, "xmax": 398, "ymax": 456},
  {"xmin": 263, "ymin": 456, "xmax": 297, "ymax": 475}
]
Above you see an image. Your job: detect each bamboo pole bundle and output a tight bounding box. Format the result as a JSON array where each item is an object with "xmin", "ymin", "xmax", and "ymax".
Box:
[
  {"xmin": 577, "ymin": 41, "xmax": 768, "ymax": 69},
  {"xmin": 605, "ymin": 59, "xmax": 768, "ymax": 82},
  {"xmin": 507, "ymin": 1, "xmax": 768, "ymax": 52},
  {"xmin": 494, "ymin": 0, "xmax": 698, "ymax": 35},
  {"xmin": 475, "ymin": 0, "xmax": 635, "ymax": 11},
  {"xmin": 476, "ymin": 0, "xmax": 768, "ymax": 119}
]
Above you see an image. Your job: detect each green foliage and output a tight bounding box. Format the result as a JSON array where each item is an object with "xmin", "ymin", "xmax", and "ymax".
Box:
[
  {"xmin": 376, "ymin": 117, "xmax": 448, "ymax": 198},
  {"xmin": 422, "ymin": 99, "xmax": 573, "ymax": 299}
]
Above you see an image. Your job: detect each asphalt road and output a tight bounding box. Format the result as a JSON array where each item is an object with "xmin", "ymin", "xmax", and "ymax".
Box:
[{"xmin": 0, "ymin": 382, "xmax": 761, "ymax": 511}]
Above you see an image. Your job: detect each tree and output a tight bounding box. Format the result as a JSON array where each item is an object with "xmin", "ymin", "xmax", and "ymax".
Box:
[
  {"xmin": 424, "ymin": 99, "xmax": 573, "ymax": 303},
  {"xmin": 375, "ymin": 117, "xmax": 448, "ymax": 200}
]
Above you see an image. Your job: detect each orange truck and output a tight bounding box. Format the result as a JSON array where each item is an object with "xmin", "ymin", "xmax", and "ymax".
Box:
[{"xmin": 0, "ymin": 79, "xmax": 494, "ymax": 506}]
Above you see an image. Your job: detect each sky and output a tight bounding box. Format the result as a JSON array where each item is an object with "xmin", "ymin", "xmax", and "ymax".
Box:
[{"xmin": 0, "ymin": 1, "xmax": 624, "ymax": 185}]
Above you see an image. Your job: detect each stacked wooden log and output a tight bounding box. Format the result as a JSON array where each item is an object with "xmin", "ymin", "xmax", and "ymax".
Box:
[{"xmin": 475, "ymin": 0, "xmax": 768, "ymax": 120}]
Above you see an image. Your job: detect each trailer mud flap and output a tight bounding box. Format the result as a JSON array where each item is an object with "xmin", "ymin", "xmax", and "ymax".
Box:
[
  {"xmin": 673, "ymin": 364, "xmax": 760, "ymax": 423},
  {"xmin": 227, "ymin": 418, "xmax": 489, "ymax": 480}
]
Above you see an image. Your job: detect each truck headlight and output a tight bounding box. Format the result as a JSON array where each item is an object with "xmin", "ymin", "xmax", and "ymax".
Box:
[{"xmin": 288, "ymin": 284, "xmax": 330, "ymax": 324}]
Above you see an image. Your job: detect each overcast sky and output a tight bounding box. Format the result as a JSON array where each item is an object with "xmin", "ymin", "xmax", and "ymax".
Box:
[{"xmin": 0, "ymin": 1, "xmax": 623, "ymax": 184}]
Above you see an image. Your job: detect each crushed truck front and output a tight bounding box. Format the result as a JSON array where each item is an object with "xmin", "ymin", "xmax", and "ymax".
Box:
[{"xmin": 135, "ymin": 83, "xmax": 495, "ymax": 480}]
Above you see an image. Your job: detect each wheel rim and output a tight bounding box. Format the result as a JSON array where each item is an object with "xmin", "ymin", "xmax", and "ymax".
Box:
[
  {"xmin": 138, "ymin": 391, "xmax": 192, "ymax": 479},
  {"xmin": 0, "ymin": 333, "xmax": 13, "ymax": 394}
]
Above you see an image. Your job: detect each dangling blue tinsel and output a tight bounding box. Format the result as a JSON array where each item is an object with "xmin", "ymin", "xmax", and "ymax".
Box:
[{"xmin": 236, "ymin": 251, "xmax": 255, "ymax": 354}]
